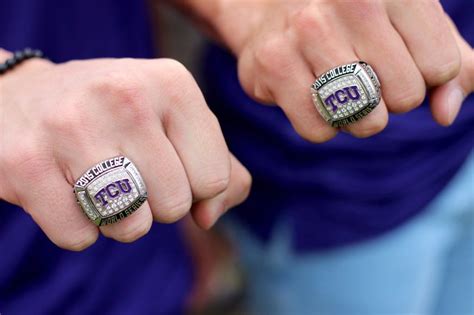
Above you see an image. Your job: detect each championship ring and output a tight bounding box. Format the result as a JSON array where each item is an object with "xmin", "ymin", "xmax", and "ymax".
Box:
[
  {"xmin": 311, "ymin": 61, "xmax": 381, "ymax": 127},
  {"xmin": 73, "ymin": 156, "xmax": 147, "ymax": 226}
]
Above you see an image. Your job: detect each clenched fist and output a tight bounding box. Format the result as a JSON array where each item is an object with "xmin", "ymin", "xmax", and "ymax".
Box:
[
  {"xmin": 0, "ymin": 54, "xmax": 251, "ymax": 250},
  {"xmin": 194, "ymin": 0, "xmax": 473, "ymax": 141}
]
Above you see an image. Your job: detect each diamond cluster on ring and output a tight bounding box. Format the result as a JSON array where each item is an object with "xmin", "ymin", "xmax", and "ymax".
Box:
[
  {"xmin": 317, "ymin": 75, "xmax": 368, "ymax": 119},
  {"xmin": 311, "ymin": 61, "xmax": 381, "ymax": 127},
  {"xmin": 86, "ymin": 169, "xmax": 139, "ymax": 217},
  {"xmin": 74, "ymin": 156, "xmax": 147, "ymax": 226}
]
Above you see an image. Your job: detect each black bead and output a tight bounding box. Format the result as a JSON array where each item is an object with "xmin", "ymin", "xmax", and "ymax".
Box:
[
  {"xmin": 0, "ymin": 63, "xmax": 7, "ymax": 74},
  {"xmin": 33, "ymin": 50, "xmax": 44, "ymax": 58},
  {"xmin": 23, "ymin": 47, "xmax": 34, "ymax": 58},
  {"xmin": 5, "ymin": 58, "xmax": 16, "ymax": 68},
  {"xmin": 0, "ymin": 48, "xmax": 45, "ymax": 76},
  {"xmin": 14, "ymin": 51, "xmax": 26, "ymax": 61}
]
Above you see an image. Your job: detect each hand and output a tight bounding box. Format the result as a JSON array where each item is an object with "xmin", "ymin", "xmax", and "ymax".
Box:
[
  {"xmin": 0, "ymin": 56, "xmax": 251, "ymax": 250},
  {"xmin": 213, "ymin": 0, "xmax": 467, "ymax": 141}
]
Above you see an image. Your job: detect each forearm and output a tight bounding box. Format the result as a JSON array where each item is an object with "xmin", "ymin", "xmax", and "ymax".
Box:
[
  {"xmin": 0, "ymin": 48, "xmax": 51, "ymax": 83},
  {"xmin": 164, "ymin": 0, "xmax": 266, "ymax": 54},
  {"xmin": 161, "ymin": 0, "xmax": 226, "ymax": 45}
]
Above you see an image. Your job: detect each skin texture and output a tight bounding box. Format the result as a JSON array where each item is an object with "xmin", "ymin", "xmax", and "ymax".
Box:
[
  {"xmin": 0, "ymin": 56, "xmax": 251, "ymax": 251},
  {"xmin": 172, "ymin": 0, "xmax": 473, "ymax": 140}
]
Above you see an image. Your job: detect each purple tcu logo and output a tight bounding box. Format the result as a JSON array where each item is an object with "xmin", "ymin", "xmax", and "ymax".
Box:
[
  {"xmin": 324, "ymin": 85, "xmax": 360, "ymax": 112},
  {"xmin": 94, "ymin": 179, "xmax": 132, "ymax": 206}
]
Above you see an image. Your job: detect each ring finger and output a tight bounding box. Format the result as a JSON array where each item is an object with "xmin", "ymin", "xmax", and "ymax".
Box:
[
  {"xmin": 66, "ymin": 145, "xmax": 155, "ymax": 243},
  {"xmin": 294, "ymin": 6, "xmax": 388, "ymax": 137}
]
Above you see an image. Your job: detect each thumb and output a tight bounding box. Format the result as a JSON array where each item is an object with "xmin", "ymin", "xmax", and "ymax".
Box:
[{"xmin": 430, "ymin": 16, "xmax": 474, "ymax": 126}]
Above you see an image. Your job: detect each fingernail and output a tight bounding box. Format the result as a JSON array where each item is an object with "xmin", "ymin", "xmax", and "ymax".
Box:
[{"xmin": 448, "ymin": 87, "xmax": 464, "ymax": 125}]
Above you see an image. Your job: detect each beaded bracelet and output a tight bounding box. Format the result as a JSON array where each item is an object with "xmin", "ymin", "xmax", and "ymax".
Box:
[{"xmin": 0, "ymin": 48, "xmax": 45, "ymax": 75}]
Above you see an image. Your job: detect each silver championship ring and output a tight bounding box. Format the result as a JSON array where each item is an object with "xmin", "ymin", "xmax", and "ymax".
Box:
[
  {"xmin": 74, "ymin": 156, "xmax": 147, "ymax": 226},
  {"xmin": 311, "ymin": 61, "xmax": 381, "ymax": 127}
]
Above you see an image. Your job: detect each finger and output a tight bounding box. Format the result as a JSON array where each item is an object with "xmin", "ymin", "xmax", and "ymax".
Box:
[
  {"xmin": 65, "ymin": 144, "xmax": 155, "ymax": 242},
  {"xmin": 386, "ymin": 0, "xmax": 461, "ymax": 86},
  {"xmin": 430, "ymin": 17, "xmax": 474, "ymax": 126},
  {"xmin": 18, "ymin": 164, "xmax": 99, "ymax": 251},
  {"xmin": 347, "ymin": 3, "xmax": 425, "ymax": 114},
  {"xmin": 238, "ymin": 33, "xmax": 337, "ymax": 143},
  {"xmin": 191, "ymin": 154, "xmax": 252, "ymax": 230},
  {"xmin": 342, "ymin": 99, "xmax": 388, "ymax": 138},
  {"xmin": 145, "ymin": 60, "xmax": 231, "ymax": 201},
  {"xmin": 293, "ymin": 6, "xmax": 388, "ymax": 138},
  {"xmin": 430, "ymin": 78, "xmax": 467, "ymax": 126},
  {"xmin": 100, "ymin": 202, "xmax": 153, "ymax": 243},
  {"xmin": 126, "ymin": 128, "xmax": 193, "ymax": 223}
]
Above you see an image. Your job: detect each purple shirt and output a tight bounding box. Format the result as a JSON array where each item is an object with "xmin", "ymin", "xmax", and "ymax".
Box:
[
  {"xmin": 202, "ymin": 0, "xmax": 474, "ymax": 251},
  {"xmin": 0, "ymin": 1, "xmax": 192, "ymax": 314}
]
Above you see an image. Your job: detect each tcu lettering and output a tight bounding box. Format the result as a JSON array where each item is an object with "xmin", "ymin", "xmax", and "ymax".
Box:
[
  {"xmin": 324, "ymin": 85, "xmax": 360, "ymax": 112},
  {"xmin": 94, "ymin": 179, "xmax": 132, "ymax": 206}
]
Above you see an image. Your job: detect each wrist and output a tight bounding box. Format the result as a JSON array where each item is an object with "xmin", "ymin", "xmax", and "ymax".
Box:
[
  {"xmin": 0, "ymin": 48, "xmax": 52, "ymax": 75},
  {"xmin": 211, "ymin": 0, "xmax": 267, "ymax": 55},
  {"xmin": 0, "ymin": 48, "xmax": 53, "ymax": 89},
  {"xmin": 172, "ymin": 0, "xmax": 265, "ymax": 56}
]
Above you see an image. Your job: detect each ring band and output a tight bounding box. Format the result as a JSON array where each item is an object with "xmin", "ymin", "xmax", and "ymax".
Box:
[
  {"xmin": 74, "ymin": 156, "xmax": 147, "ymax": 226},
  {"xmin": 311, "ymin": 61, "xmax": 381, "ymax": 127}
]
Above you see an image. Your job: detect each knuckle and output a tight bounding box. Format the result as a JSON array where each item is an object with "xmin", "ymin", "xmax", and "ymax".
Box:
[
  {"xmin": 55, "ymin": 231, "xmax": 98, "ymax": 251},
  {"xmin": 113, "ymin": 220, "xmax": 152, "ymax": 243},
  {"xmin": 89, "ymin": 70, "xmax": 139, "ymax": 101},
  {"xmin": 313, "ymin": 26, "xmax": 337, "ymax": 52},
  {"xmin": 254, "ymin": 35, "xmax": 294, "ymax": 78},
  {"xmin": 117, "ymin": 95, "xmax": 153, "ymax": 126},
  {"xmin": 159, "ymin": 58, "xmax": 190, "ymax": 77},
  {"xmin": 157, "ymin": 193, "xmax": 193, "ymax": 223},
  {"xmin": 156, "ymin": 59, "xmax": 203, "ymax": 111},
  {"xmin": 237, "ymin": 55, "xmax": 271, "ymax": 103},
  {"xmin": 238, "ymin": 170, "xmax": 252, "ymax": 200},
  {"xmin": 291, "ymin": 7, "xmax": 320, "ymax": 39},
  {"xmin": 351, "ymin": 117, "xmax": 388, "ymax": 138},
  {"xmin": 88, "ymin": 69, "xmax": 152, "ymax": 125},
  {"xmin": 291, "ymin": 9, "xmax": 338, "ymax": 66},
  {"xmin": 196, "ymin": 174, "xmax": 230, "ymax": 199},
  {"xmin": 389, "ymin": 86, "xmax": 426, "ymax": 112},
  {"xmin": 157, "ymin": 59, "xmax": 194, "ymax": 89},
  {"xmin": 424, "ymin": 59, "xmax": 461, "ymax": 86},
  {"xmin": 294, "ymin": 124, "xmax": 338, "ymax": 143}
]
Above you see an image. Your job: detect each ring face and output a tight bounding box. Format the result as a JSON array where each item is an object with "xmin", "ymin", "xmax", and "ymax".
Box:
[
  {"xmin": 74, "ymin": 156, "xmax": 147, "ymax": 226},
  {"xmin": 311, "ymin": 61, "xmax": 381, "ymax": 127}
]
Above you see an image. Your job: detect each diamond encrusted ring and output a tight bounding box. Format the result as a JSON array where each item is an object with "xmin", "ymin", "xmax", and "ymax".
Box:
[
  {"xmin": 74, "ymin": 156, "xmax": 147, "ymax": 226},
  {"xmin": 311, "ymin": 61, "xmax": 381, "ymax": 128}
]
